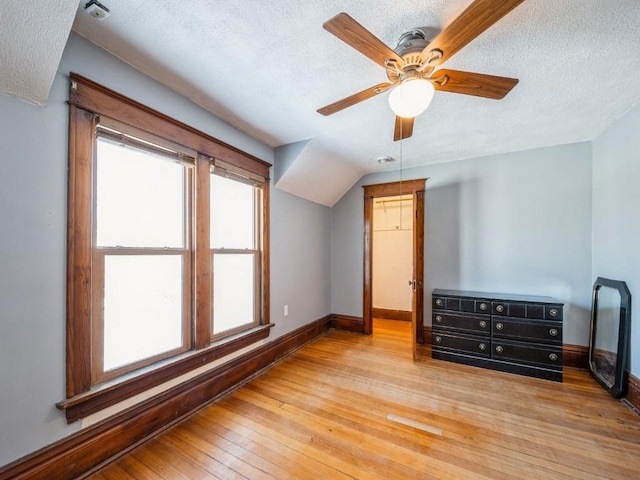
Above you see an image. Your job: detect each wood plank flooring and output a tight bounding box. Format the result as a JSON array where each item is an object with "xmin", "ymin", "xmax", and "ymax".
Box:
[{"xmin": 87, "ymin": 319, "xmax": 640, "ymax": 479}]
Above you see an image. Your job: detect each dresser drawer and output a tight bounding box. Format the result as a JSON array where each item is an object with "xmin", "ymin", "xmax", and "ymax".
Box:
[
  {"xmin": 432, "ymin": 332, "xmax": 490, "ymax": 357},
  {"xmin": 433, "ymin": 296, "xmax": 461, "ymax": 311},
  {"xmin": 492, "ymin": 301, "xmax": 553, "ymax": 319},
  {"xmin": 433, "ymin": 312, "xmax": 491, "ymax": 335},
  {"xmin": 432, "ymin": 289, "xmax": 564, "ymax": 381},
  {"xmin": 460, "ymin": 299, "xmax": 491, "ymax": 314},
  {"xmin": 491, "ymin": 339, "xmax": 562, "ymax": 368},
  {"xmin": 545, "ymin": 305, "xmax": 563, "ymax": 320},
  {"xmin": 492, "ymin": 318, "xmax": 562, "ymax": 344},
  {"xmin": 493, "ymin": 301, "xmax": 540, "ymax": 318}
]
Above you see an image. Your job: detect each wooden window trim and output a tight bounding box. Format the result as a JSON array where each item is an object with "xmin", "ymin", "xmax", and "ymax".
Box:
[
  {"xmin": 194, "ymin": 154, "xmax": 212, "ymax": 348},
  {"xmin": 90, "ymin": 135, "xmax": 195, "ymax": 383},
  {"xmin": 210, "ymin": 180, "xmax": 263, "ymax": 341},
  {"xmin": 68, "ymin": 73, "xmax": 270, "ymax": 179},
  {"xmin": 62, "ymin": 74, "xmax": 272, "ymax": 422},
  {"xmin": 57, "ymin": 323, "xmax": 274, "ymax": 423}
]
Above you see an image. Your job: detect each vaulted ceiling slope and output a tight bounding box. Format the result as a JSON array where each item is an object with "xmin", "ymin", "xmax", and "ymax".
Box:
[
  {"xmin": 3, "ymin": 2, "xmax": 640, "ymax": 206},
  {"xmin": 0, "ymin": 1, "xmax": 78, "ymax": 105}
]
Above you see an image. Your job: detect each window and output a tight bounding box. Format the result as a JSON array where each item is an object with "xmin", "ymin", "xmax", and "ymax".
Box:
[
  {"xmin": 92, "ymin": 134, "xmax": 193, "ymax": 383},
  {"xmin": 211, "ymin": 173, "xmax": 261, "ymax": 338},
  {"xmin": 61, "ymin": 74, "xmax": 271, "ymax": 421}
]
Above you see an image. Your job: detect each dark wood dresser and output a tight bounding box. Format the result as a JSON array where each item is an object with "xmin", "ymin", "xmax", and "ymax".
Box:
[{"xmin": 431, "ymin": 289, "xmax": 564, "ymax": 382}]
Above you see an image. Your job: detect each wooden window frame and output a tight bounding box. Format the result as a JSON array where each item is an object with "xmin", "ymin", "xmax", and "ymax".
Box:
[
  {"xmin": 211, "ymin": 250, "xmax": 261, "ymax": 339},
  {"xmin": 210, "ymin": 177, "xmax": 263, "ymax": 341},
  {"xmin": 90, "ymin": 135, "xmax": 194, "ymax": 384},
  {"xmin": 59, "ymin": 73, "xmax": 272, "ymax": 423},
  {"xmin": 91, "ymin": 249, "xmax": 193, "ymax": 384}
]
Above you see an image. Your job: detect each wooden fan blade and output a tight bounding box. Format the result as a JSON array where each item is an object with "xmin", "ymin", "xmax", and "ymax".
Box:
[
  {"xmin": 323, "ymin": 13, "xmax": 404, "ymax": 68},
  {"xmin": 394, "ymin": 116, "xmax": 414, "ymax": 141},
  {"xmin": 317, "ymin": 82, "xmax": 393, "ymax": 116},
  {"xmin": 431, "ymin": 69, "xmax": 519, "ymax": 99},
  {"xmin": 422, "ymin": 0, "xmax": 526, "ymax": 67}
]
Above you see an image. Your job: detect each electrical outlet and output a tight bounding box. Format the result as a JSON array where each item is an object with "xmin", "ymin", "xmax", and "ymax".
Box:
[{"xmin": 284, "ymin": 305, "xmax": 289, "ymax": 317}]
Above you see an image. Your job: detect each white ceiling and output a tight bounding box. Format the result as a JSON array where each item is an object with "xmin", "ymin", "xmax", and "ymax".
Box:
[
  {"xmin": 0, "ymin": 1, "xmax": 78, "ymax": 105},
  {"xmin": 3, "ymin": 1, "xmax": 640, "ymax": 206}
]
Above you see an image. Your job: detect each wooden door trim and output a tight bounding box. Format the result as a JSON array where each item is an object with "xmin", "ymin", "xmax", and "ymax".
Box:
[
  {"xmin": 414, "ymin": 189, "xmax": 425, "ymax": 344},
  {"xmin": 363, "ymin": 179, "xmax": 427, "ymax": 340}
]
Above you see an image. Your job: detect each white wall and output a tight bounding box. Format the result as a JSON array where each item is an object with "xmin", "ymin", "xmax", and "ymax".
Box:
[
  {"xmin": 592, "ymin": 102, "xmax": 640, "ymax": 377},
  {"xmin": 332, "ymin": 143, "xmax": 594, "ymax": 345},
  {"xmin": 372, "ymin": 197, "xmax": 413, "ymax": 311},
  {"xmin": 0, "ymin": 33, "xmax": 331, "ymax": 468}
]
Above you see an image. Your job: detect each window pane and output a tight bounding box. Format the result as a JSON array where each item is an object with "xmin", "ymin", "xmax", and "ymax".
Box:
[
  {"xmin": 213, "ymin": 254, "xmax": 255, "ymax": 335},
  {"xmin": 103, "ymin": 255, "xmax": 184, "ymax": 371},
  {"xmin": 210, "ymin": 174, "xmax": 255, "ymax": 249},
  {"xmin": 96, "ymin": 138, "xmax": 186, "ymax": 248}
]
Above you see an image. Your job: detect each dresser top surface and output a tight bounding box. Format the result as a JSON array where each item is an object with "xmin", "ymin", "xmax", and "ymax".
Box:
[{"xmin": 432, "ymin": 289, "xmax": 563, "ymax": 305}]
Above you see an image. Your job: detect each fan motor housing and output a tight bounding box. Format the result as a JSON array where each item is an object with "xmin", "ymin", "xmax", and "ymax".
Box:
[
  {"xmin": 394, "ymin": 29, "xmax": 430, "ymax": 64},
  {"xmin": 387, "ymin": 27, "xmax": 438, "ymax": 82}
]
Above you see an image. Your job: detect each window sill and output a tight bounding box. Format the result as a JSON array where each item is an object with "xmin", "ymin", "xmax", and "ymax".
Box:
[{"xmin": 57, "ymin": 323, "xmax": 274, "ymax": 423}]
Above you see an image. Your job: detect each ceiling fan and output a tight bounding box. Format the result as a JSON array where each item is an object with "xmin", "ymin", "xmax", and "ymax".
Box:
[{"xmin": 317, "ymin": 0, "xmax": 525, "ymax": 141}]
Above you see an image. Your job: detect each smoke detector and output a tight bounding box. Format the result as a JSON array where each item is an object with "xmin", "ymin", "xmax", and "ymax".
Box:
[
  {"xmin": 377, "ymin": 156, "xmax": 397, "ymax": 164},
  {"xmin": 84, "ymin": 0, "xmax": 110, "ymax": 20}
]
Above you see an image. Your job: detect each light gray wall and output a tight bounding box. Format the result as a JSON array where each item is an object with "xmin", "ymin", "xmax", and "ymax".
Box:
[
  {"xmin": 331, "ymin": 143, "xmax": 594, "ymax": 345},
  {"xmin": 270, "ymin": 185, "xmax": 331, "ymax": 337},
  {"xmin": 0, "ymin": 33, "xmax": 331, "ymax": 467},
  {"xmin": 274, "ymin": 140, "xmax": 309, "ymax": 183},
  {"xmin": 592, "ymin": 102, "xmax": 640, "ymax": 377},
  {"xmin": 0, "ymin": 54, "xmax": 74, "ymax": 468},
  {"xmin": 3, "ymin": 25, "xmax": 635, "ymax": 470}
]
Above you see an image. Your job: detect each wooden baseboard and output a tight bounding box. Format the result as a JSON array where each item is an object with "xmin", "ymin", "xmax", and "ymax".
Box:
[
  {"xmin": 372, "ymin": 308, "xmax": 411, "ymax": 322},
  {"xmin": 0, "ymin": 315, "xmax": 332, "ymax": 480},
  {"xmin": 625, "ymin": 372, "xmax": 640, "ymax": 413},
  {"xmin": 423, "ymin": 326, "xmax": 432, "ymax": 345},
  {"xmin": 563, "ymin": 344, "xmax": 589, "ymax": 369},
  {"xmin": 331, "ymin": 314, "xmax": 364, "ymax": 333},
  {"xmin": 562, "ymin": 346, "xmax": 639, "ymax": 414}
]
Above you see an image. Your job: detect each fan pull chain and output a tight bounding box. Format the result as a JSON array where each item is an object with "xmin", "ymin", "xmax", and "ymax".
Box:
[{"xmin": 399, "ymin": 134, "xmax": 404, "ymax": 230}]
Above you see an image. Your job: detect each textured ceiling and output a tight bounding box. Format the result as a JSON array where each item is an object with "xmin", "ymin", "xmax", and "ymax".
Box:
[
  {"xmin": 0, "ymin": 1, "xmax": 78, "ymax": 105},
  {"xmin": 9, "ymin": 1, "xmax": 640, "ymax": 205}
]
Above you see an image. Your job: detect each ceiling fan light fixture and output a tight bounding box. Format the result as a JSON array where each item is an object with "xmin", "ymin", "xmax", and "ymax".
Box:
[{"xmin": 388, "ymin": 78, "xmax": 435, "ymax": 118}]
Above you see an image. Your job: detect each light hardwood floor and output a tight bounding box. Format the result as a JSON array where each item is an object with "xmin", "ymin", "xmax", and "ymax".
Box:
[{"xmin": 88, "ymin": 319, "xmax": 640, "ymax": 479}]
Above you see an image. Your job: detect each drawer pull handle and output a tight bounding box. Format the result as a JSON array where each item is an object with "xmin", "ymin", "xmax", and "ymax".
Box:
[
  {"xmin": 479, "ymin": 303, "xmax": 487, "ymax": 311},
  {"xmin": 550, "ymin": 308, "xmax": 558, "ymax": 317},
  {"xmin": 496, "ymin": 305, "xmax": 504, "ymax": 313},
  {"xmin": 495, "ymin": 323, "xmax": 504, "ymax": 331},
  {"xmin": 435, "ymin": 299, "xmax": 443, "ymax": 307},
  {"xmin": 479, "ymin": 320, "xmax": 487, "ymax": 328},
  {"xmin": 435, "ymin": 315, "xmax": 442, "ymax": 323},
  {"xmin": 435, "ymin": 336, "xmax": 442, "ymax": 343},
  {"xmin": 495, "ymin": 345, "xmax": 504, "ymax": 353},
  {"xmin": 479, "ymin": 343, "xmax": 487, "ymax": 351},
  {"xmin": 549, "ymin": 353, "xmax": 558, "ymax": 361},
  {"xmin": 549, "ymin": 328, "xmax": 558, "ymax": 337}
]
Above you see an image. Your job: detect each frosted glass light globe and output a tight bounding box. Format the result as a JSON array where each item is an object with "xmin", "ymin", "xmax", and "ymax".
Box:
[{"xmin": 388, "ymin": 79, "xmax": 435, "ymax": 118}]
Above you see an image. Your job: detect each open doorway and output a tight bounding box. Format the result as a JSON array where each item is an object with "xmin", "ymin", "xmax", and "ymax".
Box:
[
  {"xmin": 362, "ymin": 179, "xmax": 427, "ymax": 358},
  {"xmin": 372, "ymin": 194, "xmax": 413, "ymax": 322}
]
